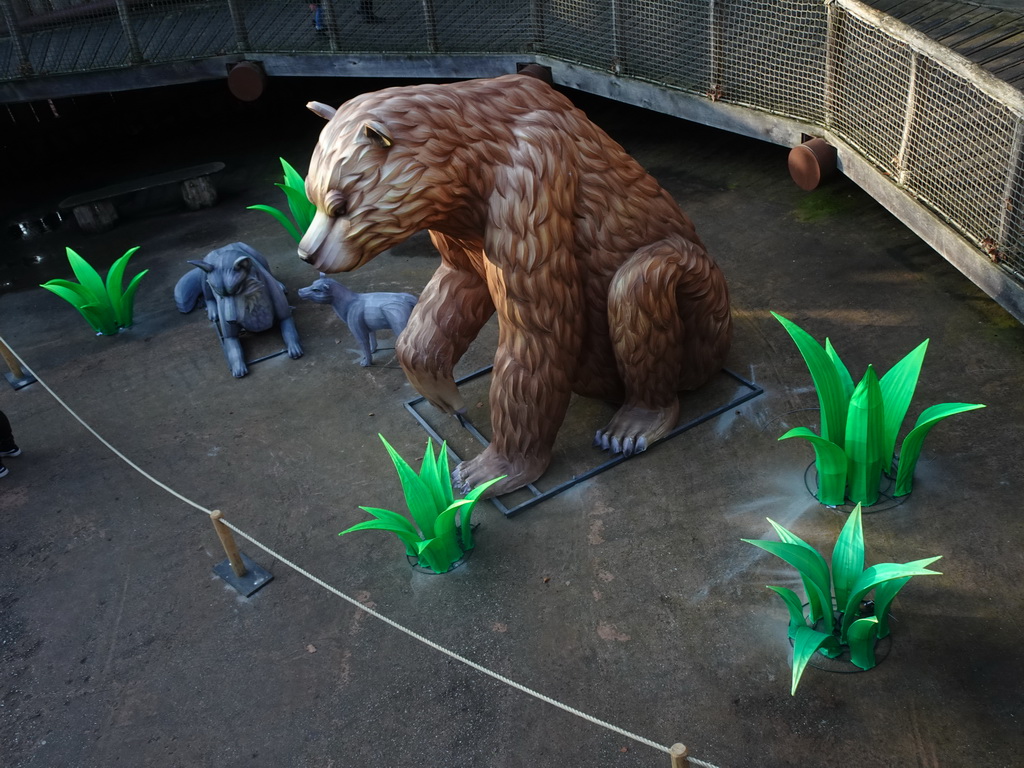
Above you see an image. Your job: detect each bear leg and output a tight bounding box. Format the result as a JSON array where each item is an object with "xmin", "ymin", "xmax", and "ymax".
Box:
[
  {"xmin": 596, "ymin": 236, "xmax": 731, "ymax": 455},
  {"xmin": 396, "ymin": 238, "xmax": 495, "ymax": 414}
]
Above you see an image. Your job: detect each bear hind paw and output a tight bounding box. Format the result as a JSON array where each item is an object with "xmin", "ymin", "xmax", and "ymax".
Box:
[{"xmin": 594, "ymin": 403, "xmax": 679, "ymax": 456}]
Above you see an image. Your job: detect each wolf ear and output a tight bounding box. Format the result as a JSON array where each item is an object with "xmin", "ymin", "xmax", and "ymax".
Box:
[
  {"xmin": 307, "ymin": 101, "xmax": 337, "ymax": 121},
  {"xmin": 233, "ymin": 256, "xmax": 252, "ymax": 272},
  {"xmin": 188, "ymin": 260, "xmax": 214, "ymax": 273},
  {"xmin": 363, "ymin": 120, "xmax": 393, "ymax": 148}
]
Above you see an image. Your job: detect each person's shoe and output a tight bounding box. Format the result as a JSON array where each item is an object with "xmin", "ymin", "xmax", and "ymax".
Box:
[
  {"xmin": 0, "ymin": 445, "xmax": 19, "ymax": 457},
  {"xmin": 0, "ymin": 463, "xmax": 8, "ymax": 478}
]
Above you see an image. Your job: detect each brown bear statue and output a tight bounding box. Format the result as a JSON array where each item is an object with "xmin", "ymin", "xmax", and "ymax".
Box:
[{"xmin": 299, "ymin": 71, "xmax": 732, "ymax": 497}]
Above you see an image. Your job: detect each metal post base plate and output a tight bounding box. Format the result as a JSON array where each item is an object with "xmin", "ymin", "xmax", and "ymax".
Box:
[
  {"xmin": 213, "ymin": 552, "xmax": 273, "ymax": 597},
  {"xmin": 4, "ymin": 370, "xmax": 36, "ymax": 390}
]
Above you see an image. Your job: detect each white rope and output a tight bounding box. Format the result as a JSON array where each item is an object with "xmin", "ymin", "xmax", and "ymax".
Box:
[
  {"xmin": 218, "ymin": 514, "xmax": 674, "ymax": 756},
  {"xmin": 0, "ymin": 334, "xmax": 723, "ymax": 768}
]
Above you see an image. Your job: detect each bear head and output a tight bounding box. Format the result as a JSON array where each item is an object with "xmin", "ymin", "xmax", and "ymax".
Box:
[{"xmin": 298, "ymin": 90, "xmax": 449, "ymax": 274}]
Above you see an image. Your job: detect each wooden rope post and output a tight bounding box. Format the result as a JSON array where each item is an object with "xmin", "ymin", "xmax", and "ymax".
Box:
[
  {"xmin": 0, "ymin": 339, "xmax": 25, "ymax": 380},
  {"xmin": 210, "ymin": 510, "xmax": 247, "ymax": 578},
  {"xmin": 669, "ymin": 743, "xmax": 689, "ymax": 768}
]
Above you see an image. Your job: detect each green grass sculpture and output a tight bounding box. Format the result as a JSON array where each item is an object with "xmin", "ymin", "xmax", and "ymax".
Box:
[
  {"xmin": 40, "ymin": 246, "xmax": 147, "ymax": 336},
  {"xmin": 773, "ymin": 312, "xmax": 985, "ymax": 505}
]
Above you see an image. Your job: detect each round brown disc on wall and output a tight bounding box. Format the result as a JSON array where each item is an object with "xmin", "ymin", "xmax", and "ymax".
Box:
[
  {"xmin": 228, "ymin": 61, "xmax": 266, "ymax": 102},
  {"xmin": 788, "ymin": 138, "xmax": 837, "ymax": 191}
]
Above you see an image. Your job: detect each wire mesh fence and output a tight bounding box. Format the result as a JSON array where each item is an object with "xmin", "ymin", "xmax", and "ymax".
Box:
[{"xmin": 2, "ymin": 0, "xmax": 1023, "ymax": 290}]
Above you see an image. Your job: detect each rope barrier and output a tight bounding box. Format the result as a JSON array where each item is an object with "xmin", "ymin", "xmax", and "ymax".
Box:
[{"xmin": 0, "ymin": 333, "xmax": 722, "ymax": 768}]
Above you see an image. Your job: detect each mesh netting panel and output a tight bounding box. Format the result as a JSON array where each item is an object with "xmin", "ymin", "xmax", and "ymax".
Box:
[
  {"xmin": 1004, "ymin": 134, "xmax": 1024, "ymax": 276},
  {"xmin": 18, "ymin": 20, "xmax": 133, "ymax": 77},
  {"xmin": 136, "ymin": 5, "xmax": 238, "ymax": 63},
  {"xmin": 714, "ymin": 0, "xmax": 826, "ymax": 122},
  {"xmin": 619, "ymin": 1, "xmax": 710, "ymax": 94},
  {"xmin": 431, "ymin": 0, "xmax": 535, "ymax": 53},
  {"xmin": 904, "ymin": 58, "xmax": 1023, "ymax": 274},
  {"xmin": 826, "ymin": 10, "xmax": 913, "ymax": 175},
  {"xmin": 246, "ymin": 1, "xmax": 431, "ymax": 56},
  {"xmin": 537, "ymin": 0, "xmax": 615, "ymax": 71}
]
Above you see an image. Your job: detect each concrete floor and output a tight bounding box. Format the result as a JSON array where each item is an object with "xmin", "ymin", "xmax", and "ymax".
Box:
[{"xmin": 1, "ymin": 77, "xmax": 1022, "ymax": 768}]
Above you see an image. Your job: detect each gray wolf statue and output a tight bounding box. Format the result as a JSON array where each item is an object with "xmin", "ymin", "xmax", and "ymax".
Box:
[
  {"xmin": 175, "ymin": 242, "xmax": 303, "ymax": 377},
  {"xmin": 297, "ymin": 276, "xmax": 417, "ymax": 366}
]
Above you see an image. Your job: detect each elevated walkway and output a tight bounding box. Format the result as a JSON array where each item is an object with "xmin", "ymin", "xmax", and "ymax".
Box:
[{"xmin": 2, "ymin": 0, "xmax": 1024, "ymax": 324}]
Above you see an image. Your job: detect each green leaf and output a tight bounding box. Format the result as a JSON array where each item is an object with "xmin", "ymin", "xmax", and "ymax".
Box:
[
  {"xmin": 417, "ymin": 440, "xmax": 449, "ymax": 514},
  {"xmin": 839, "ymin": 557, "xmax": 942, "ymax": 640},
  {"xmin": 845, "ymin": 366, "xmax": 886, "ymax": 505},
  {"xmin": 40, "ymin": 280, "xmax": 92, "ymax": 309},
  {"xmin": 104, "ymin": 246, "xmax": 140, "ymax": 306},
  {"xmin": 379, "ymin": 434, "xmax": 441, "ymax": 538},
  {"xmin": 279, "ymin": 184, "xmax": 316, "ymax": 234},
  {"xmin": 791, "ymin": 626, "xmax": 840, "ymax": 695},
  {"xmin": 765, "ymin": 518, "xmax": 829, "ymax": 625},
  {"xmin": 847, "ymin": 616, "xmax": 880, "ymax": 670},
  {"xmin": 66, "ymin": 247, "xmax": 106, "ymax": 306},
  {"xmin": 78, "ymin": 303, "xmax": 118, "ymax": 335},
  {"xmin": 779, "ymin": 427, "xmax": 847, "ymax": 505},
  {"xmin": 278, "ymin": 158, "xmax": 316, "ymax": 232},
  {"xmin": 878, "ymin": 339, "xmax": 929, "ymax": 470},
  {"xmin": 414, "ymin": 537, "xmax": 451, "ymax": 574},
  {"xmin": 345, "ymin": 505, "xmax": 422, "ymax": 538},
  {"xmin": 431, "ymin": 503, "xmax": 464, "ymax": 567},
  {"xmin": 340, "ymin": 505, "xmax": 423, "ymax": 555},
  {"xmin": 280, "ymin": 157, "xmax": 306, "ymax": 192},
  {"xmin": 117, "ymin": 270, "xmax": 148, "ymax": 328},
  {"xmin": 766, "ymin": 585, "xmax": 809, "ymax": 639},
  {"xmin": 831, "ymin": 503, "xmax": 865, "ymax": 610},
  {"xmin": 872, "ymin": 576, "xmax": 911, "ymax": 639},
  {"xmin": 247, "ymin": 204, "xmax": 303, "ymax": 243},
  {"xmin": 894, "ymin": 402, "xmax": 986, "ymax": 496},
  {"xmin": 825, "ymin": 338, "xmax": 855, "ymax": 404},
  {"xmin": 436, "ymin": 444, "xmax": 455, "ymax": 508},
  {"xmin": 773, "ymin": 312, "xmax": 849, "ymax": 447},
  {"xmin": 456, "ymin": 474, "xmax": 505, "ymax": 551},
  {"xmin": 743, "ymin": 536, "xmax": 835, "ymax": 634}
]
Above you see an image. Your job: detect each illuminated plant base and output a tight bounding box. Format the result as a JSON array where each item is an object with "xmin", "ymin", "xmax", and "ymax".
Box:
[{"xmin": 802, "ymin": 462, "xmax": 909, "ymax": 514}]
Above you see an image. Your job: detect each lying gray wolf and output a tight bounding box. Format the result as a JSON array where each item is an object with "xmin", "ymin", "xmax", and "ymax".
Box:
[{"xmin": 175, "ymin": 242, "xmax": 303, "ymax": 377}]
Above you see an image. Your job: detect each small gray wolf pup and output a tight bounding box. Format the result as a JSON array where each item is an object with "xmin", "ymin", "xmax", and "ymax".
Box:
[{"xmin": 298, "ymin": 276, "xmax": 416, "ymax": 366}]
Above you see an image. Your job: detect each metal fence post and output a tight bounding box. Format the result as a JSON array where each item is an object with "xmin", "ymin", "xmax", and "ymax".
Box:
[
  {"xmin": 529, "ymin": 0, "xmax": 545, "ymax": 52},
  {"xmin": 226, "ymin": 0, "xmax": 251, "ymax": 52},
  {"xmin": 321, "ymin": 0, "xmax": 341, "ymax": 52},
  {"xmin": 114, "ymin": 0, "xmax": 144, "ymax": 64},
  {"xmin": 421, "ymin": 0, "xmax": 438, "ymax": 54},
  {"xmin": 0, "ymin": 0, "xmax": 32, "ymax": 76},
  {"xmin": 610, "ymin": 0, "xmax": 625, "ymax": 74}
]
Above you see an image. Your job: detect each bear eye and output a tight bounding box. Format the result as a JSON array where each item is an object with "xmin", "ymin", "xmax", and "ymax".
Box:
[{"xmin": 324, "ymin": 190, "xmax": 347, "ymax": 218}]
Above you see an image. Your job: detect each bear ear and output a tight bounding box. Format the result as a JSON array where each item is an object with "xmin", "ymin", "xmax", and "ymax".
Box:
[
  {"xmin": 307, "ymin": 101, "xmax": 337, "ymax": 121},
  {"xmin": 362, "ymin": 120, "xmax": 394, "ymax": 149}
]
